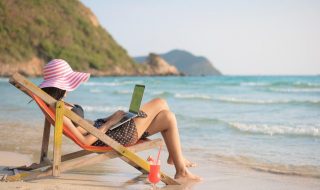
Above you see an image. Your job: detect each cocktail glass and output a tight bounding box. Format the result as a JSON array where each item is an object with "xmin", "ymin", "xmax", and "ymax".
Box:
[{"xmin": 148, "ymin": 163, "xmax": 160, "ymax": 189}]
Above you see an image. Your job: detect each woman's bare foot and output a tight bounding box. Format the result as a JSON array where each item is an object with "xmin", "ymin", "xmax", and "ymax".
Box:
[
  {"xmin": 167, "ymin": 156, "xmax": 197, "ymax": 167},
  {"xmin": 174, "ymin": 169, "xmax": 202, "ymax": 183}
]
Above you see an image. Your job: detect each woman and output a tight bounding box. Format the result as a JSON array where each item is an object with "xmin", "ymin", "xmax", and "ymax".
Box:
[{"xmin": 39, "ymin": 59, "xmax": 201, "ymax": 182}]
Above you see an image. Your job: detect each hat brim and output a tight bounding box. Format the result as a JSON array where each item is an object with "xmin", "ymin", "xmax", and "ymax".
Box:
[{"xmin": 39, "ymin": 71, "xmax": 90, "ymax": 91}]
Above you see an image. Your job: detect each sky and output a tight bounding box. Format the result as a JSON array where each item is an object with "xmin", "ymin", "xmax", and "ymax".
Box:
[{"xmin": 80, "ymin": 0, "xmax": 320, "ymax": 75}]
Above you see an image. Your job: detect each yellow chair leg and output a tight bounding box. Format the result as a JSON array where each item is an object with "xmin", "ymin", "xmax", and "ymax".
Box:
[{"xmin": 53, "ymin": 101, "xmax": 64, "ymax": 176}]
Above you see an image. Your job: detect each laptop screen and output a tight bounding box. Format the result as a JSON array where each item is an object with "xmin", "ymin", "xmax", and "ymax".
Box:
[{"xmin": 129, "ymin": 84, "xmax": 145, "ymax": 113}]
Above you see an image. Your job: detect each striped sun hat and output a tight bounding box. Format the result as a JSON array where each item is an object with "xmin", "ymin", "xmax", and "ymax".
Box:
[{"xmin": 39, "ymin": 59, "xmax": 90, "ymax": 91}]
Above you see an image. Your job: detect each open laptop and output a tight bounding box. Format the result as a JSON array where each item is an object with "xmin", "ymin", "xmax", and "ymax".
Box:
[{"xmin": 109, "ymin": 84, "xmax": 145, "ymax": 130}]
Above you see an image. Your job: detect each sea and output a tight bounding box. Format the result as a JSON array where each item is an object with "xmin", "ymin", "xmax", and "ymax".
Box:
[{"xmin": 0, "ymin": 75, "xmax": 319, "ymax": 178}]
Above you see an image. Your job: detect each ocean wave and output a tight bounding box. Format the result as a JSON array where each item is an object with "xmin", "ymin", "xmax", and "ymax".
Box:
[
  {"xmin": 293, "ymin": 81, "xmax": 320, "ymax": 88},
  {"xmin": 176, "ymin": 114, "xmax": 225, "ymax": 125},
  {"xmin": 216, "ymin": 97, "xmax": 276, "ymax": 104},
  {"xmin": 267, "ymin": 87, "xmax": 320, "ymax": 93},
  {"xmin": 82, "ymin": 105, "xmax": 127, "ymax": 113},
  {"xmin": 150, "ymin": 91, "xmax": 173, "ymax": 97},
  {"xmin": 174, "ymin": 93, "xmax": 212, "ymax": 100},
  {"xmin": 228, "ymin": 122, "xmax": 320, "ymax": 137},
  {"xmin": 89, "ymin": 89, "xmax": 103, "ymax": 93},
  {"xmin": 84, "ymin": 82, "xmax": 120, "ymax": 86},
  {"xmin": 210, "ymin": 81, "xmax": 320, "ymax": 88},
  {"xmin": 238, "ymin": 81, "xmax": 320, "ymax": 90},
  {"xmin": 210, "ymin": 82, "xmax": 241, "ymax": 86},
  {"xmin": 263, "ymin": 81, "xmax": 320, "ymax": 88},
  {"xmin": 174, "ymin": 94, "xmax": 320, "ymax": 106},
  {"xmin": 84, "ymin": 81, "xmax": 142, "ymax": 87},
  {"xmin": 0, "ymin": 78, "xmax": 9, "ymax": 83},
  {"xmin": 240, "ymin": 82, "xmax": 269, "ymax": 86},
  {"xmin": 214, "ymin": 97, "xmax": 320, "ymax": 105},
  {"xmin": 112, "ymin": 90, "xmax": 131, "ymax": 94},
  {"xmin": 214, "ymin": 154, "xmax": 320, "ymax": 178}
]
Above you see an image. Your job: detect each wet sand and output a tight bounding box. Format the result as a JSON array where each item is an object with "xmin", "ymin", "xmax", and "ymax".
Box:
[{"xmin": 0, "ymin": 123, "xmax": 320, "ymax": 190}]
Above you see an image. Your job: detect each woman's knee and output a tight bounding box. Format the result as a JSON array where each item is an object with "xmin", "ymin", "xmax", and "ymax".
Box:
[
  {"xmin": 151, "ymin": 98, "xmax": 169, "ymax": 110},
  {"xmin": 159, "ymin": 110, "xmax": 176, "ymax": 125}
]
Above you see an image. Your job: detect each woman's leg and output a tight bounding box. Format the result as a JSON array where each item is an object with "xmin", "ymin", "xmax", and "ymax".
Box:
[
  {"xmin": 134, "ymin": 98, "xmax": 170, "ymax": 136},
  {"xmin": 135, "ymin": 98, "xmax": 196, "ymax": 167},
  {"xmin": 142, "ymin": 111, "xmax": 196, "ymax": 168},
  {"xmin": 133, "ymin": 100, "xmax": 201, "ymax": 181}
]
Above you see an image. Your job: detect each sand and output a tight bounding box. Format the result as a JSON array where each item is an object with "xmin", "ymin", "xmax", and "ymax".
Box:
[
  {"xmin": 1, "ymin": 150, "xmax": 320, "ymax": 190},
  {"xmin": 0, "ymin": 123, "xmax": 320, "ymax": 190}
]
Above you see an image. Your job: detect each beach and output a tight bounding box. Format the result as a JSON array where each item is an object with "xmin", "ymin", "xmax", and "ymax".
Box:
[
  {"xmin": 0, "ymin": 76, "xmax": 320, "ymax": 189},
  {"xmin": 0, "ymin": 134, "xmax": 319, "ymax": 190}
]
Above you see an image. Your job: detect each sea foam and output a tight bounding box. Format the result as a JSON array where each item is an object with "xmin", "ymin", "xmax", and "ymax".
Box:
[
  {"xmin": 174, "ymin": 93, "xmax": 320, "ymax": 106},
  {"xmin": 89, "ymin": 89, "xmax": 102, "ymax": 93},
  {"xmin": 268, "ymin": 87, "xmax": 320, "ymax": 93},
  {"xmin": 83, "ymin": 105, "xmax": 127, "ymax": 113},
  {"xmin": 84, "ymin": 81, "xmax": 141, "ymax": 87},
  {"xmin": 214, "ymin": 154, "xmax": 320, "ymax": 178},
  {"xmin": 174, "ymin": 93, "xmax": 212, "ymax": 100},
  {"xmin": 240, "ymin": 82, "xmax": 269, "ymax": 86},
  {"xmin": 112, "ymin": 90, "xmax": 131, "ymax": 94},
  {"xmin": 215, "ymin": 97, "xmax": 320, "ymax": 105},
  {"xmin": 0, "ymin": 78, "xmax": 9, "ymax": 83},
  {"xmin": 228, "ymin": 122, "xmax": 320, "ymax": 137}
]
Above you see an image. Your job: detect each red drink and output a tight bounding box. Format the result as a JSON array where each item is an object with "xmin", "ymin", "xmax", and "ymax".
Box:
[{"xmin": 148, "ymin": 164, "xmax": 160, "ymax": 186}]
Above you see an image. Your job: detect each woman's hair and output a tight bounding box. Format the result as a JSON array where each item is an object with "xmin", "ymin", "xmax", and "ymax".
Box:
[{"xmin": 41, "ymin": 87, "xmax": 66, "ymax": 100}]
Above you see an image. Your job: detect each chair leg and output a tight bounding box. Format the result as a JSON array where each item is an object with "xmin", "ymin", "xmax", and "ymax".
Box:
[
  {"xmin": 4, "ymin": 139, "xmax": 163, "ymax": 182},
  {"xmin": 53, "ymin": 101, "xmax": 64, "ymax": 176},
  {"xmin": 12, "ymin": 120, "xmax": 51, "ymax": 172},
  {"xmin": 40, "ymin": 119, "xmax": 51, "ymax": 162}
]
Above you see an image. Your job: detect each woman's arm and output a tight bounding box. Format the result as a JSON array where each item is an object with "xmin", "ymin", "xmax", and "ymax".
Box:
[
  {"xmin": 76, "ymin": 116, "xmax": 116, "ymax": 135},
  {"xmin": 63, "ymin": 102, "xmax": 94, "ymax": 135},
  {"xmin": 76, "ymin": 119, "xmax": 94, "ymax": 135},
  {"xmin": 63, "ymin": 111, "xmax": 125, "ymax": 146}
]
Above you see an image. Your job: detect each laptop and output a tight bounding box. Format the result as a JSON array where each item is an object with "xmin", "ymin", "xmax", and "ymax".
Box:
[{"xmin": 109, "ymin": 84, "xmax": 145, "ymax": 130}]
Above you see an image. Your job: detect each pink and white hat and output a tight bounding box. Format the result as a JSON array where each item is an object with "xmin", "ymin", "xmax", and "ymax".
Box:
[{"xmin": 39, "ymin": 59, "xmax": 90, "ymax": 91}]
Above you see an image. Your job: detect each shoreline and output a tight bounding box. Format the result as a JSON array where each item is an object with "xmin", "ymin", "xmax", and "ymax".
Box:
[
  {"xmin": 0, "ymin": 122, "xmax": 319, "ymax": 190},
  {"xmin": 1, "ymin": 150, "xmax": 320, "ymax": 190}
]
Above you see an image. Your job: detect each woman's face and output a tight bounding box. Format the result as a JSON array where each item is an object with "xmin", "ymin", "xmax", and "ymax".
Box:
[{"xmin": 63, "ymin": 91, "xmax": 68, "ymax": 99}]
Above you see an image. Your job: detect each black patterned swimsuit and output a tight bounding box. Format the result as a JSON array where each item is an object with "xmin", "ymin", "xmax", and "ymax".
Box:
[{"xmin": 71, "ymin": 105, "xmax": 150, "ymax": 146}]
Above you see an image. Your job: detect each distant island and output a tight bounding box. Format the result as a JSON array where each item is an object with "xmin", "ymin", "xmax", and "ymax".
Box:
[
  {"xmin": 135, "ymin": 49, "xmax": 222, "ymax": 76},
  {"xmin": 0, "ymin": 0, "xmax": 221, "ymax": 77}
]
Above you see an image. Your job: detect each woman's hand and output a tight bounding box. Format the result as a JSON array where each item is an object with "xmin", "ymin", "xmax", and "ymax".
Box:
[
  {"xmin": 108, "ymin": 110, "xmax": 126, "ymax": 126},
  {"xmin": 99, "ymin": 110, "xmax": 125, "ymax": 133}
]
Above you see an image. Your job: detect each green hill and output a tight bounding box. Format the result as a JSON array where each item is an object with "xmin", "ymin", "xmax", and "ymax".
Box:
[{"xmin": 0, "ymin": 0, "xmax": 145, "ymax": 76}]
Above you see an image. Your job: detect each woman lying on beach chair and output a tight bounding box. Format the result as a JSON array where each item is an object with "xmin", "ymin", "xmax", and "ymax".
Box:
[{"xmin": 38, "ymin": 59, "xmax": 201, "ymax": 182}]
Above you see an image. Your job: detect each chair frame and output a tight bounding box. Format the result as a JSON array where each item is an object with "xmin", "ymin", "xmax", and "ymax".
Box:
[{"xmin": 3, "ymin": 73, "xmax": 179, "ymax": 185}]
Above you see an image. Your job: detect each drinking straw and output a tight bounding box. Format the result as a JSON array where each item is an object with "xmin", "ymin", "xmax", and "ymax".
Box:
[{"xmin": 156, "ymin": 144, "xmax": 162, "ymax": 165}]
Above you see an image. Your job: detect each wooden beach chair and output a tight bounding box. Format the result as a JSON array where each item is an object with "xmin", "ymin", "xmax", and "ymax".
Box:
[{"xmin": 3, "ymin": 73, "xmax": 179, "ymax": 185}]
